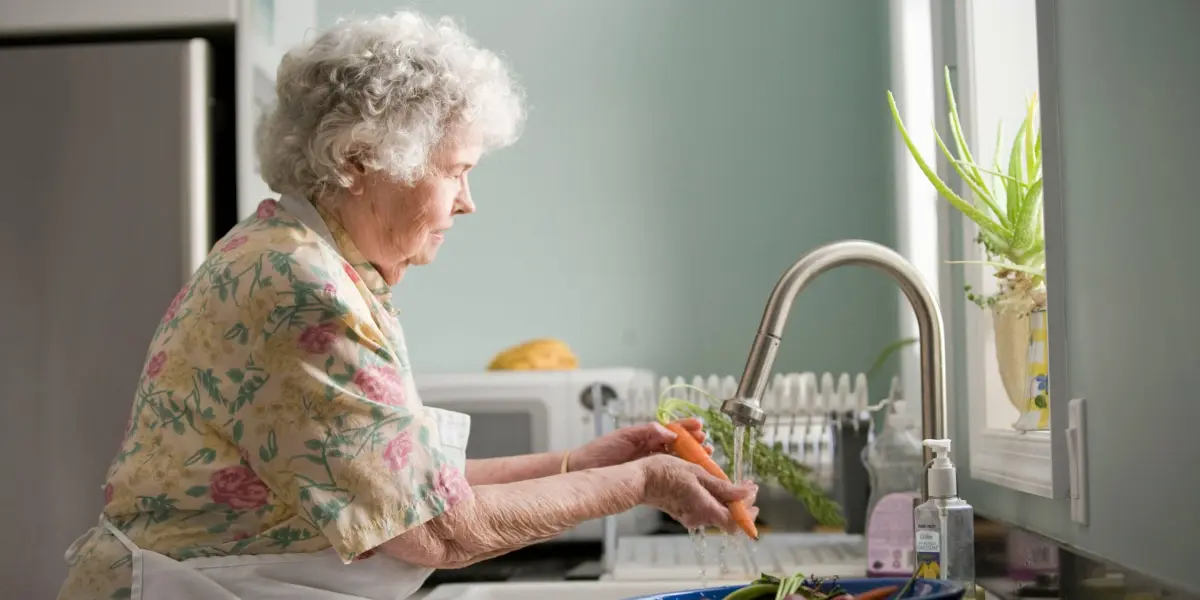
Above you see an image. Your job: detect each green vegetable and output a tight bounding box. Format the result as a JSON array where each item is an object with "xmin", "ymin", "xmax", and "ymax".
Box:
[
  {"xmin": 718, "ymin": 573, "xmax": 848, "ymax": 600},
  {"xmin": 893, "ymin": 571, "xmax": 918, "ymax": 598},
  {"xmin": 657, "ymin": 384, "xmax": 844, "ymax": 528},
  {"xmin": 720, "ymin": 583, "xmax": 780, "ymax": 600},
  {"xmin": 720, "ymin": 571, "xmax": 921, "ymax": 600}
]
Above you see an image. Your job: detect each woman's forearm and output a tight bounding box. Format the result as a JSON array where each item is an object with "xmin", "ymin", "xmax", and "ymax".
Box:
[
  {"xmin": 381, "ymin": 461, "xmax": 645, "ymax": 568},
  {"xmin": 464, "ymin": 452, "xmax": 564, "ymax": 485}
]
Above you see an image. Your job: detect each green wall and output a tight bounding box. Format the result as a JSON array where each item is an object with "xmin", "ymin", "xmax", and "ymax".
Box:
[
  {"xmin": 318, "ymin": 1, "xmax": 900, "ymax": 385},
  {"xmin": 954, "ymin": 0, "xmax": 1200, "ymax": 593}
]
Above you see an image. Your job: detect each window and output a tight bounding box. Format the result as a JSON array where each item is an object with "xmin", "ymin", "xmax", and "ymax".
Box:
[
  {"xmin": 893, "ymin": 0, "xmax": 1054, "ymax": 497},
  {"xmin": 953, "ymin": 0, "xmax": 1053, "ymax": 497}
]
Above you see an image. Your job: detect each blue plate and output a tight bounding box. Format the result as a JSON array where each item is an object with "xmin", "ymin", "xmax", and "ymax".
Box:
[{"xmin": 625, "ymin": 577, "xmax": 965, "ymax": 599}]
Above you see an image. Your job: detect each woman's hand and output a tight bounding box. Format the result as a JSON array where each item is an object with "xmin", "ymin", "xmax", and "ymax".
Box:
[
  {"xmin": 568, "ymin": 418, "xmax": 710, "ymax": 472},
  {"xmin": 638, "ymin": 454, "xmax": 758, "ymax": 533}
]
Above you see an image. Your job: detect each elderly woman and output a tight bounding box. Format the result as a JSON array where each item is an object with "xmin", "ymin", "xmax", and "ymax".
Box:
[{"xmin": 58, "ymin": 11, "xmax": 756, "ymax": 600}]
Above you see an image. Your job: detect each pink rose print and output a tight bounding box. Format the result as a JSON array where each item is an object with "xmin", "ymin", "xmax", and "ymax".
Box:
[
  {"xmin": 297, "ymin": 322, "xmax": 339, "ymax": 354},
  {"xmin": 209, "ymin": 465, "xmax": 270, "ymax": 509},
  {"xmin": 343, "ymin": 262, "xmax": 361, "ymax": 283},
  {"xmin": 255, "ymin": 198, "xmax": 278, "ymax": 219},
  {"xmin": 434, "ymin": 464, "xmax": 471, "ymax": 508},
  {"xmin": 163, "ymin": 286, "xmax": 188, "ymax": 322},
  {"xmin": 383, "ymin": 432, "xmax": 414, "ymax": 471},
  {"xmin": 221, "ymin": 235, "xmax": 249, "ymax": 252},
  {"xmin": 103, "ymin": 483, "xmax": 113, "ymax": 505},
  {"xmin": 353, "ymin": 366, "xmax": 407, "ymax": 407},
  {"xmin": 323, "ymin": 283, "xmax": 336, "ymax": 294},
  {"xmin": 145, "ymin": 351, "xmax": 167, "ymax": 379}
]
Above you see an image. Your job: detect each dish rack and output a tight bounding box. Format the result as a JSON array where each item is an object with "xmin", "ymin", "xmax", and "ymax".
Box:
[{"xmin": 581, "ymin": 372, "xmax": 877, "ymax": 581}]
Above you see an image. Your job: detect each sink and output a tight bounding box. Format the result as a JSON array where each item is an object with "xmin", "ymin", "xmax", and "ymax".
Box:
[{"xmin": 421, "ymin": 579, "xmax": 749, "ymax": 600}]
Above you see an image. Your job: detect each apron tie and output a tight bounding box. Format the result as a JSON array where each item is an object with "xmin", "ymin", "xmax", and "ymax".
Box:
[{"xmin": 101, "ymin": 518, "xmax": 139, "ymax": 553}]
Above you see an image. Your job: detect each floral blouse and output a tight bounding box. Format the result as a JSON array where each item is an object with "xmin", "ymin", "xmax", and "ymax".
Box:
[{"xmin": 58, "ymin": 199, "xmax": 472, "ymax": 600}]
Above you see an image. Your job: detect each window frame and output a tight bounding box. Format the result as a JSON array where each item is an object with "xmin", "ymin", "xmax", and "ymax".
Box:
[{"xmin": 906, "ymin": 0, "xmax": 1057, "ymax": 498}]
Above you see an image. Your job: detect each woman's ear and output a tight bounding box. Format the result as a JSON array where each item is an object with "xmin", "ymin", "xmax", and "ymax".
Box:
[
  {"xmin": 344, "ymin": 150, "xmax": 370, "ymax": 196},
  {"xmin": 346, "ymin": 161, "xmax": 368, "ymax": 196}
]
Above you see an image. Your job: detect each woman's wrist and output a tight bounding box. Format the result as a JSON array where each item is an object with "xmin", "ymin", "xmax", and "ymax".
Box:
[{"xmin": 627, "ymin": 456, "xmax": 657, "ymax": 503}]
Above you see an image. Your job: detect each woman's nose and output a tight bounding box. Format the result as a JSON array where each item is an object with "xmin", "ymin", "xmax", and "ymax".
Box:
[{"xmin": 454, "ymin": 178, "xmax": 476, "ymax": 215}]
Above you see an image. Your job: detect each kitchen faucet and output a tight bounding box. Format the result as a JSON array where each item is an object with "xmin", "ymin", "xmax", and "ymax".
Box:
[{"xmin": 719, "ymin": 240, "xmax": 949, "ymax": 497}]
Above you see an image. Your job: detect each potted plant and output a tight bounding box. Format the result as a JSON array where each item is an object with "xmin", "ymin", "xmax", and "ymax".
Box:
[{"xmin": 888, "ymin": 68, "xmax": 1049, "ymax": 432}]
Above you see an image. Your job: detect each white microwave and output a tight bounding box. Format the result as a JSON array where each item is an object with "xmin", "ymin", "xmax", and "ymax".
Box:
[{"xmin": 415, "ymin": 368, "xmax": 662, "ymax": 541}]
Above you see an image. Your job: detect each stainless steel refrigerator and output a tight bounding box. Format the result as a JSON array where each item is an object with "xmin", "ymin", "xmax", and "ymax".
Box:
[{"xmin": 0, "ymin": 38, "xmax": 235, "ymax": 597}]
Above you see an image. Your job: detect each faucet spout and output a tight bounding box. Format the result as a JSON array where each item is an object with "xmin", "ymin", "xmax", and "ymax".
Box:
[{"xmin": 720, "ymin": 240, "xmax": 948, "ymax": 481}]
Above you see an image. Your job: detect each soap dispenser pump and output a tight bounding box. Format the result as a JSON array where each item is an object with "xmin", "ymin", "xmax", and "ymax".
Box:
[
  {"xmin": 923, "ymin": 439, "xmax": 956, "ymax": 499},
  {"xmin": 914, "ymin": 439, "xmax": 976, "ymax": 596}
]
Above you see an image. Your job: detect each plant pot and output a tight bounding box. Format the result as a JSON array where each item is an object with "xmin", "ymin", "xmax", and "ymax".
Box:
[
  {"xmin": 992, "ymin": 309, "xmax": 1031, "ymax": 411},
  {"xmin": 1013, "ymin": 308, "xmax": 1050, "ymax": 432}
]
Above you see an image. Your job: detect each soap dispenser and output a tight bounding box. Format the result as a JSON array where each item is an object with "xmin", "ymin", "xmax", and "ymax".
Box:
[{"xmin": 914, "ymin": 439, "xmax": 975, "ymax": 596}]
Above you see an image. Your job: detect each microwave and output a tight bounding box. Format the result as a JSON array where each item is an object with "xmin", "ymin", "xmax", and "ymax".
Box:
[{"xmin": 415, "ymin": 368, "xmax": 662, "ymax": 541}]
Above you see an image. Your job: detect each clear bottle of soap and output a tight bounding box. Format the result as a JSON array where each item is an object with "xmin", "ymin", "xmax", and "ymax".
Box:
[
  {"xmin": 861, "ymin": 384, "xmax": 924, "ymax": 577},
  {"xmin": 914, "ymin": 439, "xmax": 975, "ymax": 598}
]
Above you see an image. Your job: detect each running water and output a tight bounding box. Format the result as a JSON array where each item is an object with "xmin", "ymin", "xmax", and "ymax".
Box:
[
  {"xmin": 728, "ymin": 425, "xmax": 760, "ymax": 576},
  {"xmin": 688, "ymin": 528, "xmax": 708, "ymax": 588},
  {"xmin": 717, "ymin": 531, "xmax": 732, "ymax": 577},
  {"xmin": 732, "ymin": 426, "xmax": 747, "ymax": 485}
]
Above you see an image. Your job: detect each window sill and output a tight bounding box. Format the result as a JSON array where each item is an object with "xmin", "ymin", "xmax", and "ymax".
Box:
[{"xmin": 969, "ymin": 429, "xmax": 1054, "ymax": 498}]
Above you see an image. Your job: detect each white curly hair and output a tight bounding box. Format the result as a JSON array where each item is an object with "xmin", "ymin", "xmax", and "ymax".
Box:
[{"xmin": 257, "ymin": 11, "xmax": 525, "ymax": 200}]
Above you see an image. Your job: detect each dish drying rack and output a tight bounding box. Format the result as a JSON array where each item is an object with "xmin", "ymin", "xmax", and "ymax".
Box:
[{"xmin": 580, "ymin": 372, "xmax": 878, "ymax": 581}]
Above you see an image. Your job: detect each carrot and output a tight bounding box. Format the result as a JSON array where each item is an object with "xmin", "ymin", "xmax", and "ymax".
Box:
[
  {"xmin": 850, "ymin": 585, "xmax": 900, "ymax": 600},
  {"xmin": 664, "ymin": 421, "xmax": 759, "ymax": 540}
]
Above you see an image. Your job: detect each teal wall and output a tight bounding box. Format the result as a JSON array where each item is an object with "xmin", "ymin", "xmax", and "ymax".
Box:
[
  {"xmin": 954, "ymin": 0, "xmax": 1200, "ymax": 593},
  {"xmin": 317, "ymin": 1, "xmax": 900, "ymax": 386}
]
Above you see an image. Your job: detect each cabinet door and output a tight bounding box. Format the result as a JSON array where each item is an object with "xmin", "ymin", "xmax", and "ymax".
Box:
[{"xmin": 0, "ymin": 39, "xmax": 211, "ymax": 598}]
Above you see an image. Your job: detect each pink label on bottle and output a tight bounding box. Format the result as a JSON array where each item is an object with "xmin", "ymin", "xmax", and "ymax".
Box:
[{"xmin": 866, "ymin": 492, "xmax": 918, "ymax": 577}]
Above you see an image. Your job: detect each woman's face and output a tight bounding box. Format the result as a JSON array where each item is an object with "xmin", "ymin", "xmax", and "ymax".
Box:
[{"xmin": 329, "ymin": 131, "xmax": 482, "ymax": 285}]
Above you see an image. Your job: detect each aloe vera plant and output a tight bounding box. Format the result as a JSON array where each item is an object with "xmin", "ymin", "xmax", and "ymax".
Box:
[{"xmin": 888, "ymin": 67, "xmax": 1046, "ymax": 314}]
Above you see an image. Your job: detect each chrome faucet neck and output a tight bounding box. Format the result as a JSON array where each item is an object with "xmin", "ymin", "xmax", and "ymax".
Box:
[{"xmin": 720, "ymin": 240, "xmax": 948, "ymax": 500}]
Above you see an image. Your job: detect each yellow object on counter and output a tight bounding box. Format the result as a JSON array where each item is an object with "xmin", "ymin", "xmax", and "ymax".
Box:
[{"xmin": 486, "ymin": 338, "xmax": 579, "ymax": 371}]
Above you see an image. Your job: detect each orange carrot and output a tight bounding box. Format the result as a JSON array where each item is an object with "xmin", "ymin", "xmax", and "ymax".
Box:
[
  {"xmin": 851, "ymin": 585, "xmax": 900, "ymax": 600},
  {"xmin": 665, "ymin": 421, "xmax": 759, "ymax": 540}
]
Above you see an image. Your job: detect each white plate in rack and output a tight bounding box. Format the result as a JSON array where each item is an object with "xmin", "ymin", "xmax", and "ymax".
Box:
[{"xmin": 609, "ymin": 532, "xmax": 866, "ymax": 581}]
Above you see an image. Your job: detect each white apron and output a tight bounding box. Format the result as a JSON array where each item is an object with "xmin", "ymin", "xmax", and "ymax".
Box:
[{"xmin": 93, "ymin": 196, "xmax": 471, "ymax": 600}]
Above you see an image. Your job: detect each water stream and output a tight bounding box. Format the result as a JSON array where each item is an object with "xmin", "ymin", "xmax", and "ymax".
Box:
[
  {"xmin": 687, "ymin": 527, "xmax": 708, "ymax": 588},
  {"xmin": 686, "ymin": 425, "xmax": 764, "ymax": 582},
  {"xmin": 728, "ymin": 425, "xmax": 760, "ymax": 576}
]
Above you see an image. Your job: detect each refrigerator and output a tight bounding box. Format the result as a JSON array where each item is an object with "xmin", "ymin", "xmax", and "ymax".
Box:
[{"xmin": 0, "ymin": 3, "xmax": 314, "ymax": 597}]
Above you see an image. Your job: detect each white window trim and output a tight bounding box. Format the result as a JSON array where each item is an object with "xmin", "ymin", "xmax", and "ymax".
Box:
[
  {"xmin": 948, "ymin": 0, "xmax": 1055, "ymax": 498},
  {"xmin": 888, "ymin": 0, "xmax": 940, "ymax": 428}
]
